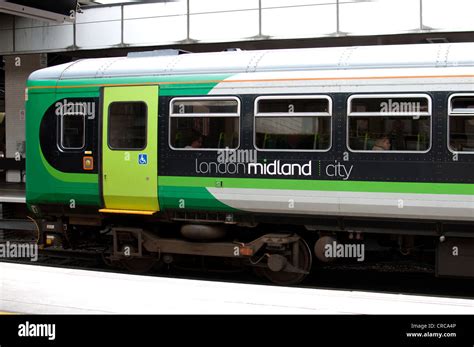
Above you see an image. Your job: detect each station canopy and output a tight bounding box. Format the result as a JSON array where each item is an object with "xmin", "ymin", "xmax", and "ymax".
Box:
[
  {"xmin": 0, "ymin": 0, "xmax": 169, "ymax": 22},
  {"xmin": 0, "ymin": 0, "xmax": 78, "ymax": 22}
]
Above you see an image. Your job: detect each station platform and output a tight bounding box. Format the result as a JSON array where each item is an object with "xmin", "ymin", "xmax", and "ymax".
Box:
[
  {"xmin": 0, "ymin": 183, "xmax": 25, "ymax": 204},
  {"xmin": 0, "ymin": 262, "xmax": 473, "ymax": 314}
]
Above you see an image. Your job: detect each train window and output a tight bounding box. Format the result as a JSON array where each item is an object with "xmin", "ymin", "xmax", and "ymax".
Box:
[
  {"xmin": 108, "ymin": 102, "xmax": 147, "ymax": 150},
  {"xmin": 347, "ymin": 94, "xmax": 431, "ymax": 152},
  {"xmin": 257, "ymin": 97, "xmax": 329, "ymax": 114},
  {"xmin": 449, "ymin": 95, "xmax": 474, "ymax": 114},
  {"xmin": 254, "ymin": 96, "xmax": 332, "ymax": 151},
  {"xmin": 60, "ymin": 114, "xmax": 85, "ymax": 150},
  {"xmin": 448, "ymin": 94, "xmax": 474, "ymax": 153},
  {"xmin": 349, "ymin": 97, "xmax": 430, "ymax": 114},
  {"xmin": 169, "ymin": 97, "xmax": 240, "ymax": 150},
  {"xmin": 171, "ymin": 99, "xmax": 238, "ymax": 115}
]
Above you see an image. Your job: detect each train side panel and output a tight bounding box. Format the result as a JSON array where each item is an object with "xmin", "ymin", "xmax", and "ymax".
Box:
[{"xmin": 26, "ymin": 82, "xmax": 101, "ymax": 210}]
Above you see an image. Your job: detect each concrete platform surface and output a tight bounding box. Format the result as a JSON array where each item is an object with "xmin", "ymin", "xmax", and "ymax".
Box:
[{"xmin": 1, "ymin": 262, "xmax": 473, "ymax": 314}]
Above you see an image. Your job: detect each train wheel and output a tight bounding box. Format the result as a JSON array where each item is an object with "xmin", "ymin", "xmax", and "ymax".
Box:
[
  {"xmin": 260, "ymin": 239, "xmax": 312, "ymax": 286},
  {"xmin": 120, "ymin": 257, "xmax": 157, "ymax": 273}
]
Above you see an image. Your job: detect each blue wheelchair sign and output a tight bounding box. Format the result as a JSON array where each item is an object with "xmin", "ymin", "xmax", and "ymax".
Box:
[{"xmin": 138, "ymin": 153, "xmax": 148, "ymax": 165}]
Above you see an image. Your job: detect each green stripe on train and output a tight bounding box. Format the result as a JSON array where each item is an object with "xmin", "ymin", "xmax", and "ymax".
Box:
[
  {"xmin": 27, "ymin": 74, "xmax": 232, "ymax": 96},
  {"xmin": 159, "ymin": 186, "xmax": 235, "ymax": 211},
  {"xmin": 159, "ymin": 176, "xmax": 474, "ymax": 195}
]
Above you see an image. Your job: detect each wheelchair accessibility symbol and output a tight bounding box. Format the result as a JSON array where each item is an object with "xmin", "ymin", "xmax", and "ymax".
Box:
[{"xmin": 138, "ymin": 153, "xmax": 148, "ymax": 165}]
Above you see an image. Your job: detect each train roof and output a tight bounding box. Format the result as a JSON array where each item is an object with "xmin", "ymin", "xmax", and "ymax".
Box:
[{"xmin": 29, "ymin": 42, "xmax": 474, "ymax": 81}]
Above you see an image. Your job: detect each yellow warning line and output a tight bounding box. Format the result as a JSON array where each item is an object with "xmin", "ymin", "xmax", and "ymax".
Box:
[
  {"xmin": 0, "ymin": 311, "xmax": 17, "ymax": 315},
  {"xmin": 99, "ymin": 208, "xmax": 156, "ymax": 215}
]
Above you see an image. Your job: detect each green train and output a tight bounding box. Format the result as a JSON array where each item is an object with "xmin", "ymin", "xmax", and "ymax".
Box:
[{"xmin": 26, "ymin": 43, "xmax": 474, "ymax": 284}]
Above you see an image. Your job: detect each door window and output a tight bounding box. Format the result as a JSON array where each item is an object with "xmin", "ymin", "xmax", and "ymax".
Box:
[{"xmin": 108, "ymin": 101, "xmax": 147, "ymax": 150}]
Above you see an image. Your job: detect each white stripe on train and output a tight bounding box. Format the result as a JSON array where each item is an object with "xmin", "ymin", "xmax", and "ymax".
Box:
[{"xmin": 207, "ymin": 188, "xmax": 474, "ymax": 221}]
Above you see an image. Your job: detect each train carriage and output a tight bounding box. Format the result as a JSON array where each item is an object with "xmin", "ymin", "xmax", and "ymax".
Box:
[{"xmin": 25, "ymin": 43, "xmax": 474, "ymax": 284}]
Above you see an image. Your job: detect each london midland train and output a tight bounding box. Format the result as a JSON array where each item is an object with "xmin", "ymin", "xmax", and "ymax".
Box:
[{"xmin": 25, "ymin": 42, "xmax": 474, "ymax": 284}]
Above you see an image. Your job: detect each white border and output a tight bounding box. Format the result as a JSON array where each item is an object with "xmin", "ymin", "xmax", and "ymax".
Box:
[
  {"xmin": 59, "ymin": 113, "xmax": 86, "ymax": 150},
  {"xmin": 169, "ymin": 96, "xmax": 241, "ymax": 151},
  {"xmin": 346, "ymin": 93, "xmax": 432, "ymax": 154},
  {"xmin": 447, "ymin": 93, "xmax": 474, "ymax": 155},
  {"xmin": 253, "ymin": 95, "xmax": 332, "ymax": 152}
]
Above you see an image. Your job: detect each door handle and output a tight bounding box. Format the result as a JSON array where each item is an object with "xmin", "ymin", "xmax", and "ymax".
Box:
[{"xmin": 104, "ymin": 174, "xmax": 107, "ymax": 180}]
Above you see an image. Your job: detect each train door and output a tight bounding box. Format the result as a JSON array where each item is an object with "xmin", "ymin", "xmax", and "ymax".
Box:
[{"xmin": 100, "ymin": 85, "xmax": 159, "ymax": 214}]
